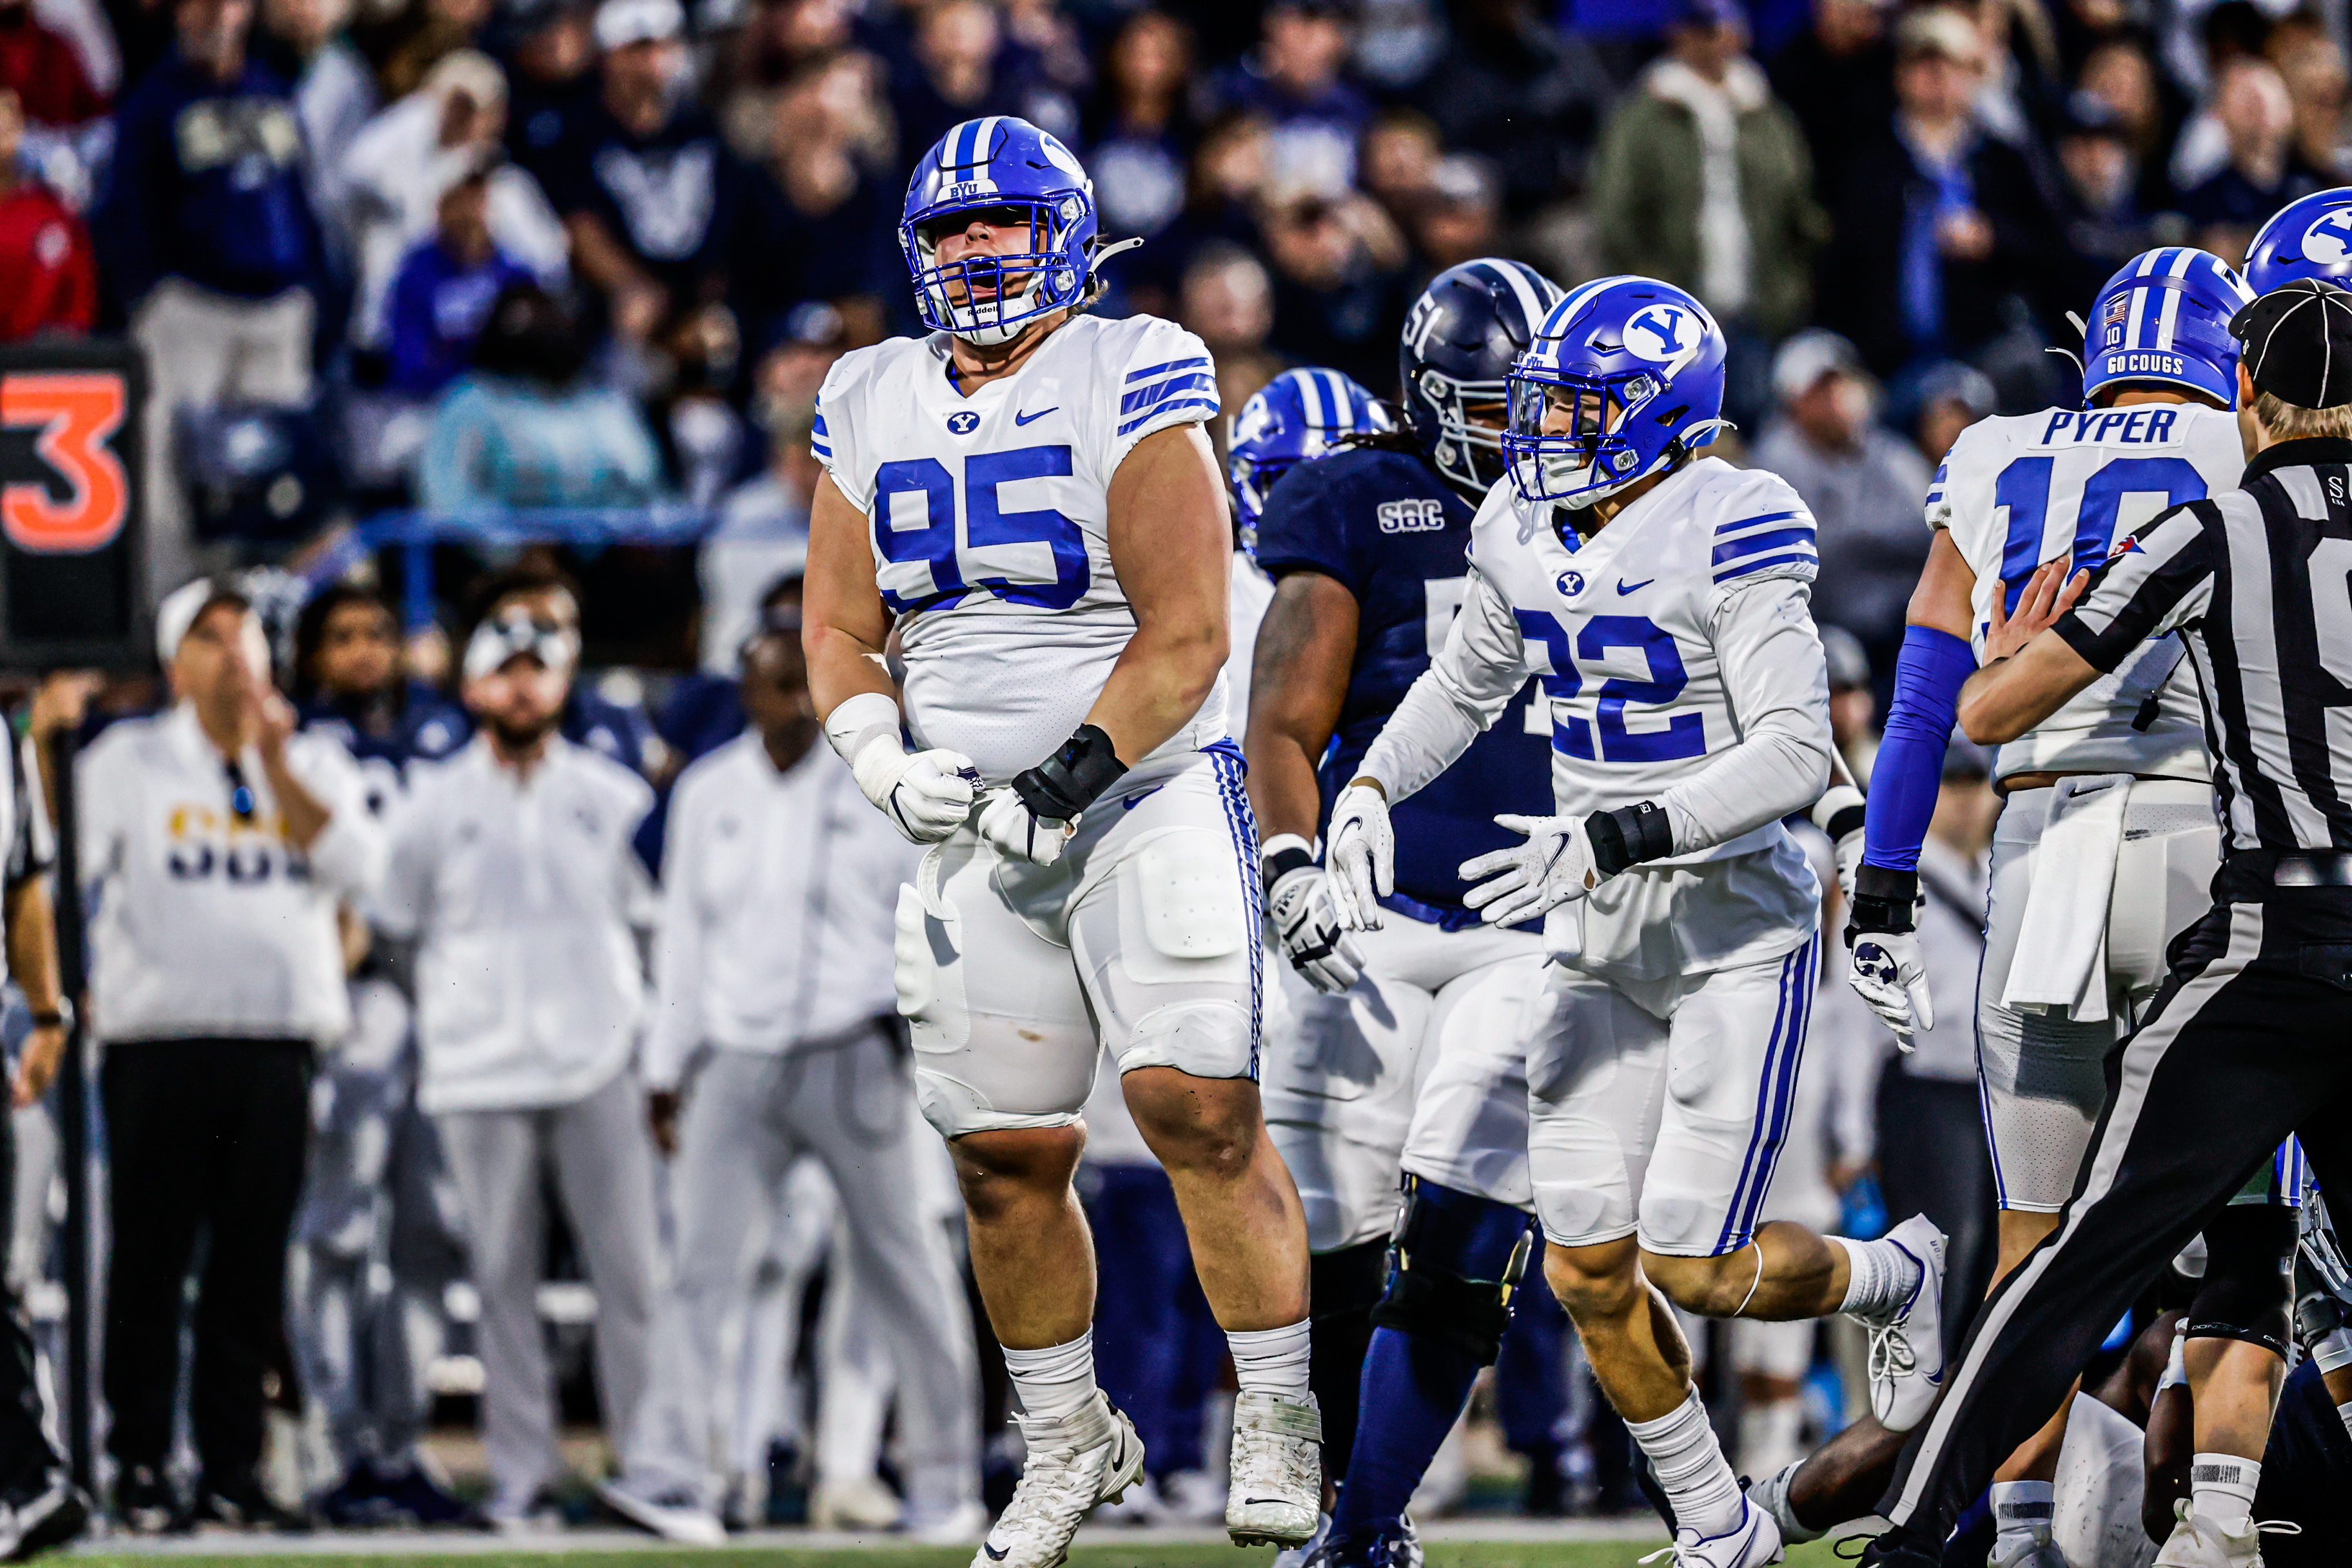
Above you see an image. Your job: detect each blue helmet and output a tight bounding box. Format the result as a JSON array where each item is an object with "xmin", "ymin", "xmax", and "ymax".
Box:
[
  {"xmin": 2244, "ymin": 188, "xmax": 2352, "ymax": 294},
  {"xmin": 2081, "ymin": 248, "xmax": 2253, "ymax": 409},
  {"xmin": 1399, "ymin": 258, "xmax": 1566, "ymax": 498},
  {"xmin": 901, "ymin": 116, "xmax": 1104, "ymax": 346},
  {"xmin": 1501, "ymin": 276, "xmax": 1727, "ymax": 509},
  {"xmin": 1227, "ymin": 368, "xmax": 1393, "ymax": 536}
]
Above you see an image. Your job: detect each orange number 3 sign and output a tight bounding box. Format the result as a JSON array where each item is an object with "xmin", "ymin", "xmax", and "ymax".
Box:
[{"xmin": 0, "ymin": 373, "xmax": 128, "ymax": 554}]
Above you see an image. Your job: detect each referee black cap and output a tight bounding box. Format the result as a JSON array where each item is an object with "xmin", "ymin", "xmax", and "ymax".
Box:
[{"xmin": 2231, "ymin": 278, "xmax": 2352, "ymax": 409}]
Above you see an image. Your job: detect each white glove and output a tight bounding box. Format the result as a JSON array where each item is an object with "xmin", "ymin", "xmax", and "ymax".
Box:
[
  {"xmin": 1847, "ymin": 930, "xmax": 1934, "ymax": 1052},
  {"xmin": 977, "ymin": 787, "xmax": 1074, "ymax": 867},
  {"xmin": 826, "ymin": 692, "xmax": 977, "ymax": 843},
  {"xmin": 1264, "ymin": 850, "xmax": 1364, "ymax": 995},
  {"xmin": 1810, "ymin": 783, "xmax": 1868, "ymax": 904},
  {"xmin": 1325, "ymin": 783, "xmax": 1395, "ymax": 931},
  {"xmin": 1459, "ymin": 812, "xmax": 1606, "ymax": 927}
]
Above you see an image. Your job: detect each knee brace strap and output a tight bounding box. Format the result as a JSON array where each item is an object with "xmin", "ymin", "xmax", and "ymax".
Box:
[
  {"xmin": 1368, "ymin": 1177, "xmax": 1535, "ymax": 1365},
  {"xmin": 2186, "ymin": 1204, "xmax": 2297, "ymax": 1357}
]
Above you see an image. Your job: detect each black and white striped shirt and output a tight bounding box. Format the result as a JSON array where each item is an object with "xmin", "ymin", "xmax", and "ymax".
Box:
[{"xmin": 2055, "ymin": 435, "xmax": 2352, "ymax": 856}]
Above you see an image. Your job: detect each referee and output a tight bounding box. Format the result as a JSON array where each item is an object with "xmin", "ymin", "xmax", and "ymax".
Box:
[{"xmin": 1861, "ymin": 278, "xmax": 2352, "ymax": 1565}]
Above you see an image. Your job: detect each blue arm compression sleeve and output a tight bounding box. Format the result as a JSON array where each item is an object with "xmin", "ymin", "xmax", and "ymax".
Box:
[{"xmin": 1861, "ymin": 625, "xmax": 1977, "ymax": 874}]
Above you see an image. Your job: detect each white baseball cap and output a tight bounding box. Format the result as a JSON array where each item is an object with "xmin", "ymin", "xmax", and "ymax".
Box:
[
  {"xmin": 594, "ymin": 0, "xmax": 683, "ymax": 50},
  {"xmin": 156, "ymin": 576, "xmax": 270, "ymax": 674}
]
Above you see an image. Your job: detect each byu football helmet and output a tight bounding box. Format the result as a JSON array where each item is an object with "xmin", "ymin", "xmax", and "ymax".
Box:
[
  {"xmin": 2244, "ymin": 188, "xmax": 2352, "ymax": 295},
  {"xmin": 901, "ymin": 115, "xmax": 1105, "ymax": 346},
  {"xmin": 1398, "ymin": 258, "xmax": 1565, "ymax": 498},
  {"xmin": 1227, "ymin": 368, "xmax": 1393, "ymax": 536},
  {"xmin": 2081, "ymin": 248, "xmax": 2252, "ymax": 409},
  {"xmin": 1502, "ymin": 275, "xmax": 1727, "ymax": 509}
]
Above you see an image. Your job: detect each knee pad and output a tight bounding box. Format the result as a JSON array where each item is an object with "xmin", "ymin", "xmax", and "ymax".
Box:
[
  {"xmin": 1311, "ymin": 1237, "xmax": 1388, "ymax": 1324},
  {"xmin": 1369, "ymin": 1175, "xmax": 1536, "ymax": 1366},
  {"xmin": 2186, "ymin": 1204, "xmax": 2297, "ymax": 1357}
]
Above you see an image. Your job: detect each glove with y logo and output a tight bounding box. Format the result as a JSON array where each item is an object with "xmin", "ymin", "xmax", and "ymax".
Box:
[
  {"xmin": 1262, "ymin": 835, "xmax": 1363, "ymax": 994},
  {"xmin": 1845, "ymin": 867, "xmax": 1933, "ymax": 1051}
]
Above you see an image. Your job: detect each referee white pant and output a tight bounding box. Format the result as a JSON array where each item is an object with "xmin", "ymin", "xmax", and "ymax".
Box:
[
  {"xmin": 620, "ymin": 1023, "xmax": 979, "ymax": 1516},
  {"xmin": 436, "ymin": 1070, "xmax": 662, "ymax": 1517},
  {"xmin": 1876, "ymin": 877, "xmax": 2352, "ymax": 1548}
]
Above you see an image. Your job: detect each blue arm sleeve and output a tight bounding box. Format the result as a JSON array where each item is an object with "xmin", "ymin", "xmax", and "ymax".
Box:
[{"xmin": 1861, "ymin": 625, "xmax": 1976, "ymax": 872}]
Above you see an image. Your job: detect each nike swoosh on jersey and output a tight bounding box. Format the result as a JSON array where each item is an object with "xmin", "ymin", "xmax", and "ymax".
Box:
[
  {"xmin": 983, "ymin": 1542, "xmax": 1009, "ymax": 1560},
  {"xmin": 1616, "ymin": 578, "xmax": 1656, "ymax": 594},
  {"xmin": 1122, "ymin": 786, "xmax": 1165, "ymax": 810},
  {"xmin": 1015, "ymin": 406, "xmax": 1059, "ymax": 426}
]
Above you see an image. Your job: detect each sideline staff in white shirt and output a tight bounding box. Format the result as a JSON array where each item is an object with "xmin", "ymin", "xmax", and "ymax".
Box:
[
  {"xmin": 601, "ymin": 598, "xmax": 981, "ymax": 1545},
  {"xmin": 79, "ymin": 579, "xmax": 384, "ymax": 1532},
  {"xmin": 376, "ymin": 606, "xmax": 662, "ymax": 1528}
]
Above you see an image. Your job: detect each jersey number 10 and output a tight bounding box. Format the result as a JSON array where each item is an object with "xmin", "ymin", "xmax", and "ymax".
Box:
[
  {"xmin": 1994, "ymin": 455, "xmax": 2204, "ymax": 612},
  {"xmin": 874, "ymin": 445, "xmax": 1088, "ymax": 614}
]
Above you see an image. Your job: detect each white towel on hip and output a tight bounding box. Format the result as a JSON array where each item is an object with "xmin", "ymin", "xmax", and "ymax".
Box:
[{"xmin": 2001, "ymin": 773, "xmax": 2133, "ymax": 1022}]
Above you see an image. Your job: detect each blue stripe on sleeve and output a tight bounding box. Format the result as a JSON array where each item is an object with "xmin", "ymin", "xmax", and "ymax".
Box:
[
  {"xmin": 1712, "ymin": 547, "xmax": 1818, "ymax": 582},
  {"xmin": 1714, "ymin": 509, "xmax": 1801, "ymax": 536},
  {"xmin": 1710, "ymin": 525, "xmax": 1816, "ymax": 566},
  {"xmin": 1124, "ymin": 355, "xmax": 1211, "ymax": 384},
  {"xmin": 1119, "ymin": 371, "xmax": 1218, "ymax": 414},
  {"xmin": 1117, "ymin": 396, "xmax": 1222, "ymax": 437}
]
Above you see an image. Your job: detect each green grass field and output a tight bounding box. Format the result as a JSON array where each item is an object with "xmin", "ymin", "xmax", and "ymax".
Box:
[{"xmin": 54, "ymin": 1538, "xmax": 1865, "ymax": 1567}]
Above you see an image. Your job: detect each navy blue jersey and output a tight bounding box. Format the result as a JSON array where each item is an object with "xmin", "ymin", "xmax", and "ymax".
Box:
[
  {"xmin": 299, "ymin": 684, "xmax": 468, "ymax": 817},
  {"xmin": 2251, "ymin": 1358, "xmax": 2349, "ymax": 1565},
  {"xmin": 1253, "ymin": 446, "xmax": 1552, "ymax": 926}
]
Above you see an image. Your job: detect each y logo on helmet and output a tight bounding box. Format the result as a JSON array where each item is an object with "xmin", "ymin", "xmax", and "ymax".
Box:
[
  {"xmin": 946, "ymin": 411, "xmax": 981, "ymax": 435},
  {"xmin": 2303, "ymin": 208, "xmax": 2352, "ymax": 266},
  {"xmin": 1623, "ymin": 306, "xmax": 1692, "ymax": 362}
]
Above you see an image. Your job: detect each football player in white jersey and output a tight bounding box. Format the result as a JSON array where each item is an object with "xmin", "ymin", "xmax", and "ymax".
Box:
[
  {"xmin": 1834, "ymin": 248, "xmax": 2311, "ymax": 1568},
  {"xmin": 800, "ymin": 117, "xmax": 1318, "ymax": 1568},
  {"xmin": 1324, "ymin": 276, "xmax": 1947, "ymax": 1568}
]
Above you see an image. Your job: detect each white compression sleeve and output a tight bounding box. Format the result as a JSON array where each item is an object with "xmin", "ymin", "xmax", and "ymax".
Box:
[
  {"xmin": 1660, "ymin": 576, "xmax": 1836, "ymax": 855},
  {"xmin": 1358, "ymin": 569, "xmax": 1533, "ymax": 804}
]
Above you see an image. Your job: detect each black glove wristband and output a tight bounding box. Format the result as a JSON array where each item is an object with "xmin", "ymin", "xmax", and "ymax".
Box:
[
  {"xmin": 1012, "ymin": 724, "xmax": 1129, "ymax": 822},
  {"xmin": 1263, "ymin": 842, "xmax": 1315, "ymax": 892},
  {"xmin": 1585, "ymin": 801, "xmax": 1675, "ymax": 878},
  {"xmin": 1847, "ymin": 863, "xmax": 1920, "ymax": 938}
]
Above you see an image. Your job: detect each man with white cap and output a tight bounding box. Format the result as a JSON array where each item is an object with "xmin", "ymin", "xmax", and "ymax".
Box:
[
  {"xmin": 375, "ymin": 600, "xmax": 662, "ymax": 1530},
  {"xmin": 79, "ymin": 576, "xmax": 384, "ymax": 1533},
  {"xmin": 545, "ymin": 0, "xmax": 731, "ymax": 354}
]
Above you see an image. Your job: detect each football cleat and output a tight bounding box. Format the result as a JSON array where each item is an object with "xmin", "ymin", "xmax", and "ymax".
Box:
[
  {"xmin": 972, "ymin": 1391, "xmax": 1144, "ymax": 1568},
  {"xmin": 1635, "ymin": 1497, "xmax": 1785, "ymax": 1567},
  {"xmin": 1226, "ymin": 1390, "xmax": 1322, "ymax": 1547},
  {"xmin": 2152, "ymin": 1499, "xmax": 2301, "ymax": 1568},
  {"xmin": 1846, "ymin": 1215, "xmax": 1948, "ymax": 1433}
]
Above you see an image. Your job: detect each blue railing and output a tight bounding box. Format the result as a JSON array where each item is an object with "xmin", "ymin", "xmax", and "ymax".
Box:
[{"xmin": 313, "ymin": 507, "xmax": 725, "ymax": 631}]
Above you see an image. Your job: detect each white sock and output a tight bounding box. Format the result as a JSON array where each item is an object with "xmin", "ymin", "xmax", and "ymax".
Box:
[
  {"xmin": 1625, "ymin": 1390, "xmax": 1745, "ymax": 1539},
  {"xmin": 1990, "ymin": 1480, "xmax": 2054, "ymax": 1554},
  {"xmin": 1833, "ymin": 1235, "xmax": 1925, "ymax": 1318},
  {"xmin": 1003, "ymin": 1331, "xmax": 1097, "ymax": 1424},
  {"xmin": 1226, "ymin": 1319, "xmax": 1312, "ymax": 1401},
  {"xmin": 2189, "ymin": 1453, "xmax": 2259, "ymax": 1536},
  {"xmin": 2337, "ymin": 1400, "xmax": 2352, "ymax": 1446}
]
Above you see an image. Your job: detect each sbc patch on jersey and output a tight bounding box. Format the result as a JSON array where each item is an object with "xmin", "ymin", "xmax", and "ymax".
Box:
[{"xmin": 1377, "ymin": 498, "xmax": 1446, "ymax": 534}]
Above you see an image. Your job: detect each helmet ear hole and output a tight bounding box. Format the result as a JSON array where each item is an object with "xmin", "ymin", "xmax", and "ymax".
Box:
[{"xmin": 1654, "ymin": 404, "xmax": 1688, "ymax": 426}]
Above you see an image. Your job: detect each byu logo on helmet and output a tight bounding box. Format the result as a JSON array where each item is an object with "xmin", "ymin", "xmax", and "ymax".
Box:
[
  {"xmin": 1396, "ymin": 257, "xmax": 1567, "ymax": 497},
  {"xmin": 2306, "ymin": 208, "xmax": 2352, "ymax": 266},
  {"xmin": 2244, "ymin": 187, "xmax": 2352, "ymax": 291},
  {"xmin": 1623, "ymin": 306, "xmax": 1691, "ymax": 362},
  {"xmin": 946, "ymin": 410, "xmax": 981, "ymax": 435}
]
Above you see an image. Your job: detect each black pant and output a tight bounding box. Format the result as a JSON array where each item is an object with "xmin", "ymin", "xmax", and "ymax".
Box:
[
  {"xmin": 1873, "ymin": 1068, "xmax": 1999, "ymax": 1361},
  {"xmin": 1876, "ymin": 885, "xmax": 2352, "ymax": 1545},
  {"xmin": 101, "ymin": 1039, "xmax": 310, "ymax": 1481},
  {"xmin": 0, "ymin": 1080, "xmax": 58, "ymax": 1494}
]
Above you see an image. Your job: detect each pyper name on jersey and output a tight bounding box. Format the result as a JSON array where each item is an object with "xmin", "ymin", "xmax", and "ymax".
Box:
[{"xmin": 2038, "ymin": 406, "xmax": 2184, "ymax": 446}]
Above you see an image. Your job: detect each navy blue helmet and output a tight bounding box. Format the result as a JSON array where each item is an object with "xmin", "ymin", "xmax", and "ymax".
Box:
[{"xmin": 1398, "ymin": 258, "xmax": 1567, "ymax": 498}]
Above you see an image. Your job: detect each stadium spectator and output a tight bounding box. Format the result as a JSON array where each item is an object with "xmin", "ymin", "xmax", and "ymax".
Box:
[
  {"xmin": 543, "ymin": 0, "xmax": 734, "ymax": 360},
  {"xmin": 725, "ymin": 50, "xmax": 894, "ymax": 358},
  {"xmin": 2052, "ymin": 92, "xmax": 2154, "ymax": 305},
  {"xmin": 373, "ymin": 0, "xmax": 495, "ymax": 104},
  {"xmin": 2075, "ymin": 33, "xmax": 2177, "ymax": 214},
  {"xmin": 1357, "ymin": 105, "xmax": 1441, "ymax": 231},
  {"xmin": 81, "ymin": 579, "xmax": 383, "ymax": 1534},
  {"xmin": 384, "ymin": 168, "xmax": 542, "ymax": 397},
  {"xmin": 886, "ymin": 0, "xmax": 1032, "ymax": 188},
  {"xmin": 1749, "ymin": 329, "xmax": 1933, "ymax": 678},
  {"xmin": 0, "ymin": 0, "xmax": 103, "ymax": 128},
  {"xmin": 1214, "ymin": 0, "xmax": 1371, "ymax": 198},
  {"xmin": 0, "ymin": 90, "xmax": 94, "ymax": 340},
  {"xmin": 2271, "ymin": 12, "xmax": 2350, "ymax": 184},
  {"xmin": 377, "ymin": 600, "xmax": 662, "ymax": 1531},
  {"xmin": 1260, "ymin": 188, "xmax": 1410, "ymax": 392},
  {"xmin": 698, "ymin": 409, "xmax": 815, "ymax": 679},
  {"xmin": 457, "ymin": 564, "xmax": 660, "ymax": 777},
  {"xmin": 1407, "ymin": 155, "xmax": 1504, "ymax": 275},
  {"xmin": 96, "ymin": 0, "xmax": 329, "ymax": 600},
  {"xmin": 1081, "ymin": 10, "xmax": 1199, "ymax": 248},
  {"xmin": 289, "ymin": 583, "xmax": 467, "ymax": 776},
  {"xmin": 1904, "ymin": 356, "xmax": 1997, "ymax": 466},
  {"xmin": 1411, "ymin": 0, "xmax": 1610, "ymax": 217},
  {"xmin": 2179, "ymin": 57, "xmax": 2311, "ymax": 262},
  {"xmin": 1767, "ymin": 0, "xmax": 1897, "ymax": 195},
  {"xmin": 257, "ymin": 0, "xmax": 373, "ymax": 226},
  {"xmin": 602, "ymin": 599, "xmax": 982, "ymax": 1547},
  {"xmin": 338, "ymin": 50, "xmax": 565, "ymax": 350},
  {"xmin": 416, "ymin": 282, "xmax": 664, "ymax": 511},
  {"xmin": 1814, "ymin": 4, "xmax": 2064, "ymax": 379},
  {"xmin": 498, "ymin": 0, "xmax": 596, "ymax": 188},
  {"xmin": 1589, "ymin": 0, "xmax": 1824, "ymax": 425}
]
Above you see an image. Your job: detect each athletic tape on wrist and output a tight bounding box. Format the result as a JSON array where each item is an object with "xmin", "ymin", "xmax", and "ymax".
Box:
[
  {"xmin": 1587, "ymin": 801, "xmax": 1674, "ymax": 877},
  {"xmin": 1013, "ymin": 723, "xmax": 1128, "ymax": 822}
]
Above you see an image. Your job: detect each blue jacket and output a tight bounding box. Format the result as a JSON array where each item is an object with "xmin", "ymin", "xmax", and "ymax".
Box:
[
  {"xmin": 386, "ymin": 239, "xmax": 536, "ymax": 397},
  {"xmin": 94, "ymin": 47, "xmax": 326, "ymax": 304}
]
